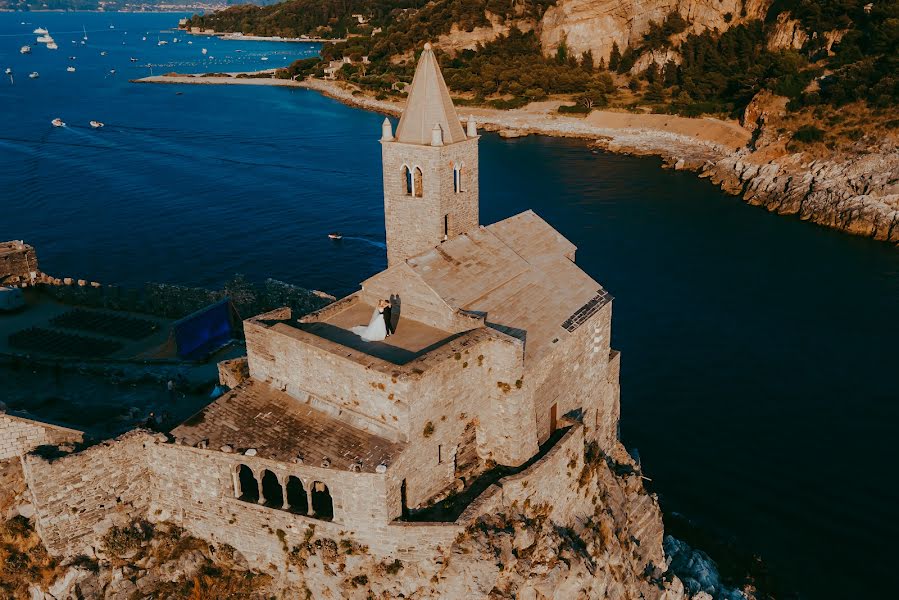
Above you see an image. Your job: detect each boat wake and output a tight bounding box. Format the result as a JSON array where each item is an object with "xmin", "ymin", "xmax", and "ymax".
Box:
[{"xmin": 338, "ymin": 236, "xmax": 386, "ymax": 249}]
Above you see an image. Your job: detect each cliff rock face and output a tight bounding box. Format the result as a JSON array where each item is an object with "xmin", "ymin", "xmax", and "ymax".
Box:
[
  {"xmin": 539, "ymin": 0, "xmax": 771, "ymax": 61},
  {"xmin": 766, "ymin": 11, "xmax": 808, "ymax": 50}
]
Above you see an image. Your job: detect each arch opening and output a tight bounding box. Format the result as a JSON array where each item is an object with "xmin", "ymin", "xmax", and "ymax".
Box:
[
  {"xmin": 261, "ymin": 470, "xmax": 283, "ymax": 508},
  {"xmin": 311, "ymin": 481, "xmax": 334, "ymax": 521},
  {"xmin": 402, "ymin": 166, "xmax": 412, "ymax": 196},
  {"xmin": 413, "ymin": 167, "xmax": 423, "ymax": 198},
  {"xmin": 286, "ymin": 476, "xmax": 308, "ymax": 514},
  {"xmin": 237, "ymin": 465, "xmax": 259, "ymax": 503}
]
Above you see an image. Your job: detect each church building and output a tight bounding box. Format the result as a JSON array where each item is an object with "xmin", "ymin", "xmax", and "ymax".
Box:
[{"xmin": 171, "ymin": 43, "xmax": 621, "ymax": 540}]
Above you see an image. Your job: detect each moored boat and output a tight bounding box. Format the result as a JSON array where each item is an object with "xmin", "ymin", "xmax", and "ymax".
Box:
[
  {"xmin": 33, "ymin": 27, "xmax": 48, "ymax": 35},
  {"xmin": 46, "ymin": 42, "xmax": 58, "ymax": 50},
  {"xmin": 28, "ymin": 71, "xmax": 39, "ymax": 78},
  {"xmin": 36, "ymin": 34, "xmax": 53, "ymax": 43},
  {"xmin": 20, "ymin": 45, "xmax": 31, "ymax": 54},
  {"xmin": 66, "ymin": 66, "xmax": 75, "ymax": 72}
]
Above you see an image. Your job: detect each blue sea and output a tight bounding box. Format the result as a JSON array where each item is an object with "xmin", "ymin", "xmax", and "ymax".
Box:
[{"xmin": 2, "ymin": 12, "xmax": 899, "ymax": 600}]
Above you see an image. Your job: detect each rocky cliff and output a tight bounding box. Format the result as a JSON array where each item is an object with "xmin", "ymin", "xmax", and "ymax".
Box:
[{"xmin": 539, "ymin": 0, "xmax": 770, "ymax": 61}]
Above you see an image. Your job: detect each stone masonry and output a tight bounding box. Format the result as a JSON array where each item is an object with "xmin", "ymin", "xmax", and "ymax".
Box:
[
  {"xmin": 0, "ymin": 240, "xmax": 39, "ymax": 286},
  {"xmin": 0, "ymin": 44, "xmax": 673, "ymax": 598}
]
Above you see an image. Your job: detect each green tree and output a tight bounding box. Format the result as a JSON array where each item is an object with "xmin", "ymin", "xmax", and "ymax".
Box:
[{"xmin": 609, "ymin": 42, "xmax": 621, "ymax": 71}]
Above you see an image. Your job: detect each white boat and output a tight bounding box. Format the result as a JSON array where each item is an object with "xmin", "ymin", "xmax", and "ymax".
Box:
[
  {"xmin": 28, "ymin": 71, "xmax": 39, "ymax": 79},
  {"xmin": 142, "ymin": 36, "xmax": 147, "ymax": 41},
  {"xmin": 109, "ymin": 69, "xmax": 116, "ymax": 74},
  {"xmin": 33, "ymin": 27, "xmax": 48, "ymax": 35},
  {"xmin": 89, "ymin": 121, "xmax": 104, "ymax": 129},
  {"xmin": 157, "ymin": 40, "xmax": 167, "ymax": 46},
  {"xmin": 4, "ymin": 68, "xmax": 11, "ymax": 75},
  {"xmin": 130, "ymin": 57, "xmax": 138, "ymax": 62},
  {"xmin": 100, "ymin": 51, "xmax": 107, "ymax": 56},
  {"xmin": 173, "ymin": 37, "xmax": 179, "ymax": 43},
  {"xmin": 46, "ymin": 42, "xmax": 58, "ymax": 50},
  {"xmin": 260, "ymin": 56, "xmax": 268, "ymax": 61},
  {"xmin": 20, "ymin": 46, "xmax": 31, "ymax": 54},
  {"xmin": 109, "ymin": 25, "xmax": 115, "ymax": 29},
  {"xmin": 51, "ymin": 118, "xmax": 64, "ymax": 127},
  {"xmin": 36, "ymin": 34, "xmax": 53, "ymax": 43},
  {"xmin": 187, "ymin": 41, "xmax": 192, "ymax": 45},
  {"xmin": 66, "ymin": 66, "xmax": 76, "ymax": 72},
  {"xmin": 201, "ymin": 48, "xmax": 207, "ymax": 55},
  {"xmin": 83, "ymin": 26, "xmax": 88, "ymax": 41}
]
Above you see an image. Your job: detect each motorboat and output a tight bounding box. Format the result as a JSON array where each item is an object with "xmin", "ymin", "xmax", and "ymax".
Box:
[
  {"xmin": 89, "ymin": 121, "xmax": 104, "ymax": 128},
  {"xmin": 33, "ymin": 27, "xmax": 48, "ymax": 35},
  {"xmin": 4, "ymin": 68, "xmax": 10, "ymax": 75},
  {"xmin": 66, "ymin": 66, "xmax": 76, "ymax": 72},
  {"xmin": 29, "ymin": 71, "xmax": 39, "ymax": 78},
  {"xmin": 328, "ymin": 232, "xmax": 343, "ymax": 240},
  {"xmin": 109, "ymin": 69, "xmax": 116, "ymax": 74},
  {"xmin": 158, "ymin": 40, "xmax": 167, "ymax": 46},
  {"xmin": 100, "ymin": 51, "xmax": 107, "ymax": 56},
  {"xmin": 201, "ymin": 48, "xmax": 207, "ymax": 55},
  {"xmin": 260, "ymin": 56, "xmax": 268, "ymax": 61},
  {"xmin": 36, "ymin": 34, "xmax": 53, "ymax": 43},
  {"xmin": 187, "ymin": 41, "xmax": 192, "ymax": 45},
  {"xmin": 51, "ymin": 118, "xmax": 65, "ymax": 127},
  {"xmin": 46, "ymin": 42, "xmax": 58, "ymax": 50},
  {"xmin": 20, "ymin": 45, "xmax": 31, "ymax": 54},
  {"xmin": 142, "ymin": 36, "xmax": 147, "ymax": 41},
  {"xmin": 130, "ymin": 57, "xmax": 138, "ymax": 62},
  {"xmin": 69, "ymin": 55, "xmax": 76, "ymax": 60},
  {"xmin": 109, "ymin": 25, "xmax": 115, "ymax": 29}
]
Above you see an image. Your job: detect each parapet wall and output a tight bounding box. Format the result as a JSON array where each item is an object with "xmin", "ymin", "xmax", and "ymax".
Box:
[
  {"xmin": 22, "ymin": 431, "xmax": 154, "ymax": 556},
  {"xmin": 0, "ymin": 413, "xmax": 83, "ymax": 461}
]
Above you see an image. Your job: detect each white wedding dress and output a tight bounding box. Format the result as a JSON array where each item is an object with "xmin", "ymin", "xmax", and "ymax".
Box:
[{"xmin": 351, "ymin": 308, "xmax": 387, "ymax": 342}]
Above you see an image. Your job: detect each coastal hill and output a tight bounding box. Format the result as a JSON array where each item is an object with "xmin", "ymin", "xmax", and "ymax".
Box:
[{"xmin": 188, "ymin": 0, "xmax": 899, "ymax": 243}]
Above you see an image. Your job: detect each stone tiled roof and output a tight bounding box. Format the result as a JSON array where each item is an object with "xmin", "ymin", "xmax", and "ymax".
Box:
[
  {"xmin": 403, "ymin": 210, "xmax": 607, "ymax": 360},
  {"xmin": 394, "ymin": 44, "xmax": 467, "ymax": 146},
  {"xmin": 171, "ymin": 379, "xmax": 405, "ymax": 473}
]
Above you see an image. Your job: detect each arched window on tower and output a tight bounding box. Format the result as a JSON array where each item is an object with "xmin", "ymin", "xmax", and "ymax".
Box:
[
  {"xmin": 413, "ymin": 167, "xmax": 423, "ymax": 198},
  {"xmin": 453, "ymin": 166, "xmax": 459, "ymax": 193},
  {"xmin": 261, "ymin": 470, "xmax": 283, "ymax": 508},
  {"xmin": 402, "ymin": 166, "xmax": 412, "ymax": 196},
  {"xmin": 237, "ymin": 465, "xmax": 259, "ymax": 503},
  {"xmin": 311, "ymin": 481, "xmax": 334, "ymax": 520},
  {"xmin": 458, "ymin": 165, "xmax": 465, "ymax": 192},
  {"xmin": 286, "ymin": 476, "xmax": 308, "ymax": 514}
]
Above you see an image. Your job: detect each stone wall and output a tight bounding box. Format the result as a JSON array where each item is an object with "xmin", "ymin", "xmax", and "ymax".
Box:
[
  {"xmin": 0, "ymin": 413, "xmax": 83, "ymax": 461},
  {"xmin": 0, "ymin": 240, "xmax": 38, "ymax": 285},
  {"xmin": 22, "ymin": 431, "xmax": 153, "ymax": 556},
  {"xmin": 382, "ymin": 137, "xmax": 479, "ymax": 267},
  {"xmin": 146, "ymin": 441, "xmax": 464, "ymax": 565}
]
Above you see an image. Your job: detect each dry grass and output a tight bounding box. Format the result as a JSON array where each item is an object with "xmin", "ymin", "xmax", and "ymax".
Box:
[{"xmin": 0, "ymin": 516, "xmax": 64, "ymax": 599}]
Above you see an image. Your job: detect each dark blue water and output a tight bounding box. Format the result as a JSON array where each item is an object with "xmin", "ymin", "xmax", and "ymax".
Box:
[{"xmin": 3, "ymin": 12, "xmax": 898, "ymax": 600}]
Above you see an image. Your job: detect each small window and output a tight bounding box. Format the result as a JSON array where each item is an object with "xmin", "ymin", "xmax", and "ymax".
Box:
[
  {"xmin": 438, "ymin": 444, "xmax": 442, "ymax": 464},
  {"xmin": 413, "ymin": 167, "xmax": 423, "ymax": 198},
  {"xmin": 402, "ymin": 166, "xmax": 412, "ymax": 196}
]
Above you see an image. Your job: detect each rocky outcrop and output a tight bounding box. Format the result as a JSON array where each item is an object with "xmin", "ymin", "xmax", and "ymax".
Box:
[
  {"xmin": 766, "ymin": 12, "xmax": 808, "ymax": 50},
  {"xmin": 706, "ymin": 147, "xmax": 899, "ymax": 242},
  {"xmin": 436, "ymin": 13, "xmax": 534, "ymax": 53},
  {"xmin": 539, "ymin": 0, "xmax": 771, "ymax": 61}
]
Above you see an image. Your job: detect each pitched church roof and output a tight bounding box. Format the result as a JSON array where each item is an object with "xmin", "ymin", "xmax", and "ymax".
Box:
[
  {"xmin": 394, "ymin": 43, "xmax": 467, "ymax": 146},
  {"xmin": 380, "ymin": 211, "xmax": 610, "ymax": 361}
]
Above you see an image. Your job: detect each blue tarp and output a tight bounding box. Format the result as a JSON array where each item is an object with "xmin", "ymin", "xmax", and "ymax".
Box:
[{"xmin": 173, "ymin": 299, "xmax": 235, "ymax": 360}]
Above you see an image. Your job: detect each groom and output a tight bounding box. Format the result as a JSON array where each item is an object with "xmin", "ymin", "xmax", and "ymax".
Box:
[{"xmin": 382, "ymin": 298, "xmax": 395, "ymax": 337}]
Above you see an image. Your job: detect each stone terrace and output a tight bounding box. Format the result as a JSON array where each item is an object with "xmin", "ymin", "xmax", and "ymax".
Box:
[
  {"xmin": 285, "ymin": 296, "xmax": 459, "ymax": 365},
  {"xmin": 172, "ymin": 379, "xmax": 405, "ymax": 473}
]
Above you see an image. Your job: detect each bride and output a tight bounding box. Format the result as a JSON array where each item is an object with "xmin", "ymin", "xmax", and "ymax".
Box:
[{"xmin": 351, "ymin": 300, "xmax": 388, "ymax": 342}]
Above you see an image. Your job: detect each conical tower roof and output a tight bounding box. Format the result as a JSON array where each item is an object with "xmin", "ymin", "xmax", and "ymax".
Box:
[{"xmin": 394, "ymin": 43, "xmax": 467, "ymax": 146}]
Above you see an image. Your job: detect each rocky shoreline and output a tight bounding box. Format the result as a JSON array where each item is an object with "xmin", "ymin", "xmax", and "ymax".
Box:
[{"xmin": 134, "ymin": 74, "xmax": 899, "ymax": 245}]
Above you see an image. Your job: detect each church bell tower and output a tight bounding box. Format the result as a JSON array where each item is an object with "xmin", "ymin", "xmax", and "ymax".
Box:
[{"xmin": 380, "ymin": 43, "xmax": 480, "ymax": 267}]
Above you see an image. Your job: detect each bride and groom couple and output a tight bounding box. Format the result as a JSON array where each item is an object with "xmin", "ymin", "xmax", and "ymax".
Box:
[{"xmin": 351, "ymin": 298, "xmax": 397, "ymax": 342}]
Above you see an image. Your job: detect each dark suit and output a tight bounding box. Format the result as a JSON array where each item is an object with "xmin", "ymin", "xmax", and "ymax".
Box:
[{"xmin": 383, "ymin": 305, "xmax": 395, "ymax": 335}]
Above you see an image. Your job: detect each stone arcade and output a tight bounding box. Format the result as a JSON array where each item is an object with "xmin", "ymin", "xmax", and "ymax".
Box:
[{"xmin": 4, "ymin": 45, "xmax": 655, "ymax": 578}]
